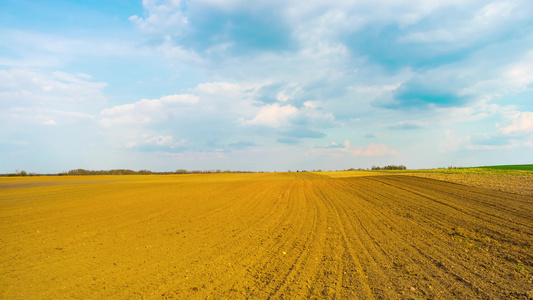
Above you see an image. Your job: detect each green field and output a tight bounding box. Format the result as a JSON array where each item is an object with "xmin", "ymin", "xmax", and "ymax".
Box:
[
  {"xmin": 369, "ymin": 164, "xmax": 533, "ymax": 176},
  {"xmin": 477, "ymin": 164, "xmax": 533, "ymax": 171}
]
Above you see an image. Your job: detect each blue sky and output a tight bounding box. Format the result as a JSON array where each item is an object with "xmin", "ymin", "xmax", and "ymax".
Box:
[{"xmin": 1, "ymin": 0, "xmax": 533, "ymax": 173}]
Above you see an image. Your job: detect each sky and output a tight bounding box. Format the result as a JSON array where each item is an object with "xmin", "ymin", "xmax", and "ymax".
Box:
[{"xmin": 1, "ymin": 0, "xmax": 533, "ymax": 173}]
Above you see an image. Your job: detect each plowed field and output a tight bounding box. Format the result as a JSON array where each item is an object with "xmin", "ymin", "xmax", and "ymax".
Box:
[{"xmin": 1, "ymin": 173, "xmax": 532, "ymax": 299}]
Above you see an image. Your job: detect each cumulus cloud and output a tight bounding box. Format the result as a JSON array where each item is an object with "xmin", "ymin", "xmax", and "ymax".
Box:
[
  {"xmin": 129, "ymin": 0, "xmax": 188, "ymax": 35},
  {"xmin": 96, "ymin": 81, "xmax": 266, "ymax": 156},
  {"xmin": 303, "ymin": 101, "xmax": 319, "ymax": 109},
  {"xmin": 253, "ymin": 82, "xmax": 306, "ymax": 104},
  {"xmin": 276, "ymin": 85, "xmax": 301, "ymax": 102},
  {"xmin": 100, "ymin": 94, "xmax": 199, "ymax": 127},
  {"xmin": 133, "ymin": 0, "xmax": 505, "ymax": 65},
  {"xmin": 156, "ymin": 37, "xmax": 204, "ymax": 64},
  {"xmin": 242, "ymin": 92, "xmax": 336, "ymax": 143},
  {"xmin": 244, "ymin": 103, "xmax": 298, "ymax": 128},
  {"xmin": 501, "ymin": 111, "xmax": 533, "ymax": 134},
  {"xmin": 131, "ymin": 0, "xmax": 291, "ymax": 56}
]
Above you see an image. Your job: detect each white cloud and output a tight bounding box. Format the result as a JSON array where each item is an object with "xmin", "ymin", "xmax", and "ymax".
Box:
[
  {"xmin": 505, "ymin": 51, "xmax": 533, "ymax": 91},
  {"xmin": 400, "ymin": 0, "xmax": 523, "ymax": 44},
  {"xmin": 131, "ymin": 0, "xmax": 492, "ymax": 64},
  {"xmin": 475, "ymin": 0, "xmax": 520, "ymax": 24},
  {"xmin": 0, "ymin": 69, "xmax": 107, "ymax": 108},
  {"xmin": 501, "ymin": 111, "xmax": 533, "ymax": 134},
  {"xmin": 342, "ymin": 140, "xmax": 350, "ymax": 150},
  {"xmin": 276, "ymin": 85, "xmax": 300, "ymax": 102},
  {"xmin": 129, "ymin": 0, "xmax": 188, "ymax": 35},
  {"xmin": 303, "ymin": 101, "xmax": 319, "ymax": 109},
  {"xmin": 156, "ymin": 36, "xmax": 204, "ymax": 64},
  {"xmin": 288, "ymin": 0, "xmax": 465, "ymax": 43},
  {"xmin": 435, "ymin": 104, "xmax": 491, "ymax": 126},
  {"xmin": 276, "ymin": 91, "xmax": 290, "ymax": 102},
  {"xmin": 298, "ymin": 104, "xmax": 337, "ymax": 128},
  {"xmin": 244, "ymin": 103, "xmax": 299, "ymax": 128},
  {"xmin": 96, "ymin": 81, "xmax": 263, "ymax": 156},
  {"xmin": 0, "ymin": 69, "xmax": 106, "ymax": 127},
  {"xmin": 100, "ymin": 94, "xmax": 198, "ymax": 127}
]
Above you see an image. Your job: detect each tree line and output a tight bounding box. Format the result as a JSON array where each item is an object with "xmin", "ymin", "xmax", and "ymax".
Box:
[
  {"xmin": 60, "ymin": 169, "xmax": 255, "ymax": 175},
  {"xmin": 371, "ymin": 165, "xmax": 407, "ymax": 170},
  {"xmin": 2, "ymin": 166, "xmax": 408, "ymax": 176}
]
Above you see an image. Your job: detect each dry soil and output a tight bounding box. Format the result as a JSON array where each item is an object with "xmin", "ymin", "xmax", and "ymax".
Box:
[{"xmin": 1, "ymin": 173, "xmax": 532, "ymax": 299}]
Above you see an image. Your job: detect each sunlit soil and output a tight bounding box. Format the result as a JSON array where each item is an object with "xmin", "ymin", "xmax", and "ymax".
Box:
[
  {"xmin": 406, "ymin": 173, "xmax": 533, "ymax": 196},
  {"xmin": 1, "ymin": 173, "xmax": 532, "ymax": 299}
]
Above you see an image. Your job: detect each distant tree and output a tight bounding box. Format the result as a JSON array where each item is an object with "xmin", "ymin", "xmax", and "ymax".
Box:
[{"xmin": 372, "ymin": 165, "xmax": 406, "ymax": 171}]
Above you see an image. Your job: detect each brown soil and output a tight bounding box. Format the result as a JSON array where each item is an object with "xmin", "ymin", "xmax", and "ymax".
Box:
[
  {"xmin": 408, "ymin": 173, "xmax": 533, "ymax": 196},
  {"xmin": 1, "ymin": 174, "xmax": 532, "ymax": 299}
]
